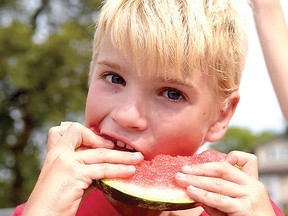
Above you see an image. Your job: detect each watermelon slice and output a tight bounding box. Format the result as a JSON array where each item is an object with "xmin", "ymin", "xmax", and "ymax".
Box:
[{"xmin": 93, "ymin": 148, "xmax": 225, "ymax": 211}]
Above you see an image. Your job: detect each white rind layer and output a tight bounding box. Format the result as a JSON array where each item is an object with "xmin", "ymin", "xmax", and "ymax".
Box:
[{"xmin": 103, "ymin": 179, "xmax": 193, "ymax": 204}]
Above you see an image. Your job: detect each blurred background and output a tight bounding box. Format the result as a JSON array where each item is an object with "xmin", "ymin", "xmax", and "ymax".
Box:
[{"xmin": 0, "ymin": 0, "xmax": 287, "ymax": 215}]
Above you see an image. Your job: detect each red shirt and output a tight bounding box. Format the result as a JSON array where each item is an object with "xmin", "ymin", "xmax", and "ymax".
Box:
[{"xmin": 12, "ymin": 190, "xmax": 284, "ymax": 216}]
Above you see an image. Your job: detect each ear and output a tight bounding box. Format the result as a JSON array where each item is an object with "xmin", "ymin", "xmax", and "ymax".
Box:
[{"xmin": 204, "ymin": 92, "xmax": 240, "ymax": 142}]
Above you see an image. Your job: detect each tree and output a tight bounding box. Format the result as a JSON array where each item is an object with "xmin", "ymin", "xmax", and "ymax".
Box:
[
  {"xmin": 0, "ymin": 0, "xmax": 102, "ymax": 207},
  {"xmin": 211, "ymin": 127, "xmax": 276, "ymax": 153}
]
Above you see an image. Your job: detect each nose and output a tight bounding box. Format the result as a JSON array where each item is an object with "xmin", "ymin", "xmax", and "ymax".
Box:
[{"xmin": 111, "ymin": 100, "xmax": 148, "ymax": 131}]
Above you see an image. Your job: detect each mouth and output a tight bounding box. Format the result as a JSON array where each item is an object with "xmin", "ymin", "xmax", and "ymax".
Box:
[
  {"xmin": 101, "ymin": 134, "xmax": 137, "ymax": 153},
  {"xmin": 113, "ymin": 140, "xmax": 137, "ymax": 152}
]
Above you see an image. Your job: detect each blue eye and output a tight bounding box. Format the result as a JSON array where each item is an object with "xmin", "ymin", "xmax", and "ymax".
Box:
[
  {"xmin": 105, "ymin": 73, "xmax": 126, "ymax": 86},
  {"xmin": 163, "ymin": 89, "xmax": 184, "ymax": 101}
]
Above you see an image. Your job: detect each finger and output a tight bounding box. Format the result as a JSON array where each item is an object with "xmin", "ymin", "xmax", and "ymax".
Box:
[
  {"xmin": 225, "ymin": 151, "xmax": 258, "ymax": 179},
  {"xmin": 175, "ymin": 172, "xmax": 245, "ymax": 198},
  {"xmin": 185, "ymin": 185, "xmax": 240, "ymax": 214},
  {"xmin": 47, "ymin": 125, "xmax": 70, "ymax": 151},
  {"xmin": 180, "ymin": 162, "xmax": 250, "ymax": 185},
  {"xmin": 58, "ymin": 122, "xmax": 114, "ymax": 151},
  {"xmin": 76, "ymin": 148, "xmax": 144, "ymax": 165},
  {"xmin": 84, "ymin": 163, "xmax": 137, "ymax": 180}
]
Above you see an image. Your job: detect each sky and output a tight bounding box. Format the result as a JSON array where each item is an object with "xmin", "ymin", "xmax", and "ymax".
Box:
[{"xmin": 229, "ymin": 1, "xmax": 287, "ymax": 134}]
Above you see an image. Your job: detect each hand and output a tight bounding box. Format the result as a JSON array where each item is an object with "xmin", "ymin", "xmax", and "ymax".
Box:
[
  {"xmin": 175, "ymin": 151, "xmax": 276, "ymax": 216},
  {"xmin": 23, "ymin": 122, "xmax": 143, "ymax": 216}
]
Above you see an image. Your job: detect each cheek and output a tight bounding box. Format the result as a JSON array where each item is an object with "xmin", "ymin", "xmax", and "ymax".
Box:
[
  {"xmin": 85, "ymin": 85, "xmax": 108, "ymax": 128},
  {"xmin": 152, "ymin": 113, "xmax": 210, "ymax": 156}
]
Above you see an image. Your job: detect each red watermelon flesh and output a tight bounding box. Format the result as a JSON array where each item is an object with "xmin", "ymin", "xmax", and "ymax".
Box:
[
  {"xmin": 93, "ymin": 148, "xmax": 226, "ymax": 210},
  {"xmin": 128, "ymin": 148, "xmax": 225, "ymax": 189}
]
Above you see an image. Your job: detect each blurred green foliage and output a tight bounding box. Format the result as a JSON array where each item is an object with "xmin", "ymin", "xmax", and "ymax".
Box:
[
  {"xmin": 211, "ymin": 127, "xmax": 276, "ymax": 153},
  {"xmin": 0, "ymin": 0, "xmax": 101, "ymax": 207}
]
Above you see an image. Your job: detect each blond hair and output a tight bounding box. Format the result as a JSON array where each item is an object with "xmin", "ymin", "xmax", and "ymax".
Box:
[{"xmin": 90, "ymin": 0, "xmax": 249, "ymax": 106}]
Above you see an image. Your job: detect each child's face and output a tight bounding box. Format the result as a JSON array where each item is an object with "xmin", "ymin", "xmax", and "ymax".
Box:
[{"xmin": 85, "ymin": 34, "xmax": 218, "ymax": 160}]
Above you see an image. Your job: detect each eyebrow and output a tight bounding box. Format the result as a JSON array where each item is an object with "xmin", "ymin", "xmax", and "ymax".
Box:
[
  {"xmin": 96, "ymin": 60, "xmax": 198, "ymax": 89},
  {"xmin": 151, "ymin": 76, "xmax": 198, "ymax": 88},
  {"xmin": 97, "ymin": 60, "xmax": 127, "ymax": 73}
]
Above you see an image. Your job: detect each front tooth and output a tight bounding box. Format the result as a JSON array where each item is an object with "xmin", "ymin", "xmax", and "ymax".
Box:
[
  {"xmin": 116, "ymin": 141, "xmax": 125, "ymax": 148},
  {"xmin": 125, "ymin": 144, "xmax": 134, "ymax": 151}
]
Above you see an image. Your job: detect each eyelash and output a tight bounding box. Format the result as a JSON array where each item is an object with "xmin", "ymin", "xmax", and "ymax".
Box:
[
  {"xmin": 161, "ymin": 88, "xmax": 186, "ymax": 102},
  {"xmin": 100, "ymin": 72, "xmax": 186, "ymax": 102},
  {"xmin": 101, "ymin": 72, "xmax": 126, "ymax": 86}
]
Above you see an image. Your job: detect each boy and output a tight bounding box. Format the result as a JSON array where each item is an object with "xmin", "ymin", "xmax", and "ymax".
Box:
[{"xmin": 13, "ymin": 0, "xmax": 284, "ymax": 215}]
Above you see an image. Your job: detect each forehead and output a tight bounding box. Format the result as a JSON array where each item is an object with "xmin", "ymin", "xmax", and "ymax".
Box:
[{"xmin": 97, "ymin": 33, "xmax": 204, "ymax": 89}]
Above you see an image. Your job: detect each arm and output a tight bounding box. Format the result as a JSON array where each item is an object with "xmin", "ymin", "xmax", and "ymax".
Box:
[{"xmin": 251, "ymin": 0, "xmax": 288, "ymax": 121}]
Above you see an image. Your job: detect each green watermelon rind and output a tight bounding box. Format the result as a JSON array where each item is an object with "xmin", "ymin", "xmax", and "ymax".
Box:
[
  {"xmin": 93, "ymin": 149, "xmax": 225, "ymax": 210},
  {"xmin": 93, "ymin": 179, "xmax": 196, "ymax": 211}
]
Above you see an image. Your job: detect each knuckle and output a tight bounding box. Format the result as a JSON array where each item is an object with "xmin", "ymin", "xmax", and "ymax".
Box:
[
  {"xmin": 219, "ymin": 161, "xmax": 230, "ymax": 171},
  {"xmin": 99, "ymin": 163, "xmax": 110, "ymax": 177},
  {"xmin": 249, "ymin": 154, "xmax": 258, "ymax": 163},
  {"xmin": 212, "ymin": 194, "xmax": 227, "ymax": 209},
  {"xmin": 202, "ymin": 190, "xmax": 227, "ymax": 207},
  {"xmin": 48, "ymin": 126, "xmax": 58, "ymax": 136},
  {"xmin": 202, "ymin": 190, "xmax": 211, "ymax": 200},
  {"xmin": 69, "ymin": 122, "xmax": 82, "ymax": 130},
  {"xmin": 212, "ymin": 177, "xmax": 223, "ymax": 187},
  {"xmin": 242, "ymin": 199, "xmax": 256, "ymax": 215},
  {"xmin": 224, "ymin": 160, "xmax": 233, "ymax": 168},
  {"xmin": 213, "ymin": 162, "xmax": 228, "ymax": 177},
  {"xmin": 215, "ymin": 193, "xmax": 226, "ymax": 205}
]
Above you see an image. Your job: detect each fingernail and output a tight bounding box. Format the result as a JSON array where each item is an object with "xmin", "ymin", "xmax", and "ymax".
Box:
[
  {"xmin": 127, "ymin": 165, "xmax": 136, "ymax": 172},
  {"xmin": 60, "ymin": 121, "xmax": 73, "ymax": 127},
  {"xmin": 176, "ymin": 172, "xmax": 186, "ymax": 178},
  {"xmin": 182, "ymin": 165, "xmax": 192, "ymax": 172},
  {"xmin": 132, "ymin": 152, "xmax": 143, "ymax": 158},
  {"xmin": 188, "ymin": 185, "xmax": 197, "ymax": 192}
]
